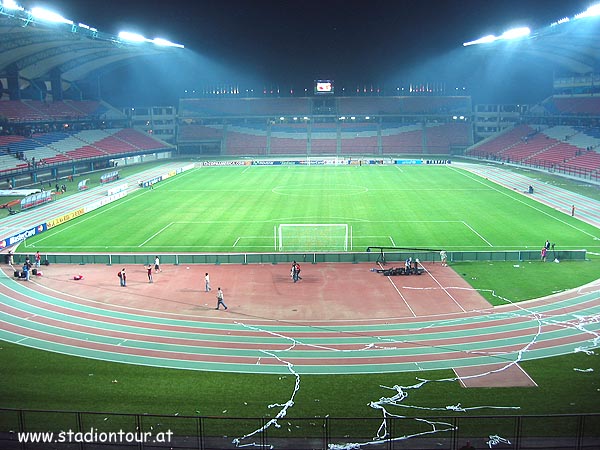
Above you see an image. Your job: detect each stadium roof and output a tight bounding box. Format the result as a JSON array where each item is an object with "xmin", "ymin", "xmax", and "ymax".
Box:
[
  {"xmin": 463, "ymin": 12, "xmax": 600, "ymax": 75},
  {"xmin": 0, "ymin": 8, "xmax": 184, "ymax": 86},
  {"xmin": 0, "ymin": 1, "xmax": 598, "ymax": 104}
]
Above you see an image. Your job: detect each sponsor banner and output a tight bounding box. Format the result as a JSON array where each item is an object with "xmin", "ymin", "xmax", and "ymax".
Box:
[
  {"xmin": 106, "ymin": 183, "xmax": 128, "ymax": 196},
  {"xmin": 141, "ymin": 176, "xmax": 162, "ymax": 188},
  {"xmin": 202, "ymin": 160, "xmax": 248, "ymax": 166},
  {"xmin": 138, "ymin": 164, "xmax": 194, "ymax": 188},
  {"xmin": 179, "ymin": 163, "xmax": 195, "ymax": 172},
  {"xmin": 87, "ymin": 191, "xmax": 127, "ymax": 213},
  {"xmin": 394, "ymin": 159, "xmax": 423, "ymax": 165},
  {"xmin": 425, "ymin": 159, "xmax": 452, "ymax": 165},
  {"xmin": 46, "ymin": 208, "xmax": 85, "ymax": 229},
  {"xmin": 6, "ymin": 223, "xmax": 47, "ymax": 247},
  {"xmin": 299, "ymin": 160, "xmax": 326, "ymax": 165}
]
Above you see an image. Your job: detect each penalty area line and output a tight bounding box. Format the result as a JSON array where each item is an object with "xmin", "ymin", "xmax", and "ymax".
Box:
[
  {"xmin": 462, "ymin": 221, "xmax": 493, "ymax": 247},
  {"xmin": 138, "ymin": 222, "xmax": 174, "ymax": 247}
]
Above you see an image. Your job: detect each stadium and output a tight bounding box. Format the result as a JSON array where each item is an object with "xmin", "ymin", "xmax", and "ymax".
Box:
[{"xmin": 1, "ymin": 1, "xmax": 600, "ymax": 449}]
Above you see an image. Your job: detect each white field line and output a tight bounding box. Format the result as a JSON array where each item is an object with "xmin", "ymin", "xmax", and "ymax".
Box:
[
  {"xmin": 462, "ymin": 221, "xmax": 493, "ymax": 247},
  {"xmin": 420, "ymin": 264, "xmax": 467, "ymax": 313},
  {"xmin": 449, "ymin": 166, "xmax": 600, "ymax": 240},
  {"xmin": 22, "ymin": 168, "xmax": 202, "ymax": 248},
  {"xmin": 24, "ymin": 190, "xmax": 151, "ymax": 246},
  {"xmin": 138, "ymin": 222, "xmax": 174, "ymax": 247},
  {"xmin": 379, "ymin": 262, "xmax": 416, "ymax": 318},
  {"xmin": 389, "ymin": 236, "xmax": 396, "ymax": 246}
]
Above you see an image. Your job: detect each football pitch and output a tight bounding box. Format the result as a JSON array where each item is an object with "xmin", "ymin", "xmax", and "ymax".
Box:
[{"xmin": 21, "ymin": 163, "xmax": 600, "ymax": 253}]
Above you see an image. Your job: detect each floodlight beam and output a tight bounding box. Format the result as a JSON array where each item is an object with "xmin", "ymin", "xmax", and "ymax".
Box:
[
  {"xmin": 500, "ymin": 27, "xmax": 530, "ymax": 40},
  {"xmin": 152, "ymin": 37, "xmax": 184, "ymax": 48},
  {"xmin": 118, "ymin": 31, "xmax": 148, "ymax": 43},
  {"xmin": 463, "ymin": 34, "xmax": 497, "ymax": 46},
  {"xmin": 1, "ymin": 0, "xmax": 23, "ymax": 11},
  {"xmin": 30, "ymin": 7, "xmax": 73, "ymax": 24}
]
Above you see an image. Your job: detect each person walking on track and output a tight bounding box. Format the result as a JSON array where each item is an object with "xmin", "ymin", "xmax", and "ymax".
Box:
[{"xmin": 215, "ymin": 287, "xmax": 228, "ymax": 310}]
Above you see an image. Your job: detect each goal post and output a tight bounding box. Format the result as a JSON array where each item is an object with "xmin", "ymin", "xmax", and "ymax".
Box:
[{"xmin": 277, "ymin": 224, "xmax": 350, "ymax": 252}]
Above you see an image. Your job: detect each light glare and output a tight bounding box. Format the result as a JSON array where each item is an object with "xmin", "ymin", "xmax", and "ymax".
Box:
[
  {"xmin": 574, "ymin": 3, "xmax": 600, "ymax": 19},
  {"xmin": 2, "ymin": 0, "xmax": 23, "ymax": 10},
  {"xmin": 30, "ymin": 7, "xmax": 73, "ymax": 24},
  {"xmin": 152, "ymin": 37, "xmax": 184, "ymax": 48},
  {"xmin": 500, "ymin": 27, "xmax": 530, "ymax": 40},
  {"xmin": 118, "ymin": 31, "xmax": 147, "ymax": 43}
]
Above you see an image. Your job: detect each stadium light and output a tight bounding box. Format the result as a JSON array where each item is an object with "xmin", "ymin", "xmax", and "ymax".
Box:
[
  {"xmin": 463, "ymin": 34, "xmax": 496, "ymax": 46},
  {"xmin": 500, "ymin": 27, "xmax": 530, "ymax": 40},
  {"xmin": 1, "ymin": 0, "xmax": 23, "ymax": 11},
  {"xmin": 463, "ymin": 27, "xmax": 530, "ymax": 46},
  {"xmin": 30, "ymin": 7, "xmax": 73, "ymax": 24},
  {"xmin": 574, "ymin": 3, "xmax": 600, "ymax": 19},
  {"xmin": 152, "ymin": 37, "xmax": 184, "ymax": 49},
  {"xmin": 118, "ymin": 31, "xmax": 148, "ymax": 43}
]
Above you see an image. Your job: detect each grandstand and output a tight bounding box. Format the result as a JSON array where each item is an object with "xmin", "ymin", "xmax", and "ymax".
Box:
[
  {"xmin": 177, "ymin": 97, "xmax": 473, "ymax": 157},
  {"xmin": 467, "ymin": 120, "xmax": 600, "ymax": 178},
  {"xmin": 0, "ymin": 124, "xmax": 173, "ymax": 179},
  {"xmin": 0, "ymin": 100, "xmax": 124, "ymax": 123}
]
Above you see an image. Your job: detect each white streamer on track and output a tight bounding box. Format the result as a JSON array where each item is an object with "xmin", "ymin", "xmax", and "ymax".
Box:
[{"xmin": 229, "ymin": 285, "xmax": 600, "ymax": 449}]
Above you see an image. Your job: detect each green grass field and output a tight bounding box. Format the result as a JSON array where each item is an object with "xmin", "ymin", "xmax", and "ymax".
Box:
[{"xmin": 21, "ymin": 164, "xmax": 600, "ymax": 253}]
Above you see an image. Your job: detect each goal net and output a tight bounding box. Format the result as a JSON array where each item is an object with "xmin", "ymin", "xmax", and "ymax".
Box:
[{"xmin": 277, "ymin": 224, "xmax": 350, "ymax": 252}]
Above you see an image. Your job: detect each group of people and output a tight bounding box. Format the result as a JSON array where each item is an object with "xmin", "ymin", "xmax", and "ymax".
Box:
[
  {"xmin": 290, "ymin": 261, "xmax": 302, "ymax": 283},
  {"xmin": 16, "ymin": 251, "xmax": 42, "ymax": 281},
  {"xmin": 113, "ymin": 257, "xmax": 230, "ymax": 311},
  {"xmin": 541, "ymin": 239, "xmax": 553, "ymax": 262},
  {"xmin": 118, "ymin": 256, "xmax": 162, "ymax": 287}
]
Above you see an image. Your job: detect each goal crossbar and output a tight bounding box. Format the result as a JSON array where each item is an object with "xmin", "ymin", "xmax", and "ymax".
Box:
[{"xmin": 277, "ymin": 224, "xmax": 350, "ymax": 252}]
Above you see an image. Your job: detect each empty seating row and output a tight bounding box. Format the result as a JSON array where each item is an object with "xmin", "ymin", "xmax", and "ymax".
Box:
[
  {"xmin": 467, "ymin": 125, "xmax": 600, "ymax": 174},
  {"xmin": 0, "ymin": 100, "xmax": 121, "ymax": 122},
  {"xmin": 0, "ymin": 128, "xmax": 171, "ymax": 173},
  {"xmin": 209, "ymin": 122, "xmax": 467, "ymax": 155}
]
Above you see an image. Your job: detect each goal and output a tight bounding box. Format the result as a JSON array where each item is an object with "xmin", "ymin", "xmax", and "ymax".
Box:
[{"xmin": 276, "ymin": 224, "xmax": 350, "ymax": 252}]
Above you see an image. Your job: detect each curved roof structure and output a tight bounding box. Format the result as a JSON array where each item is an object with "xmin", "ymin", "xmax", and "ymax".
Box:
[
  {"xmin": 0, "ymin": 4, "xmax": 598, "ymax": 101},
  {"xmin": 0, "ymin": 11, "xmax": 183, "ymax": 91}
]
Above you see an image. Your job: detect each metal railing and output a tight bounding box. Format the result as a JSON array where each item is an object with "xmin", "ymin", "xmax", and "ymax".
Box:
[
  {"xmin": 13, "ymin": 249, "xmax": 586, "ymax": 267},
  {"xmin": 1, "ymin": 408, "xmax": 599, "ymax": 449}
]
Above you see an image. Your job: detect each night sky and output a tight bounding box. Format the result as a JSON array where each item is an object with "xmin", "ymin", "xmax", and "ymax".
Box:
[{"xmin": 23, "ymin": 0, "xmax": 595, "ymax": 104}]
